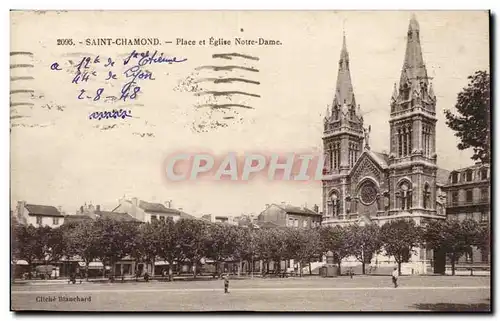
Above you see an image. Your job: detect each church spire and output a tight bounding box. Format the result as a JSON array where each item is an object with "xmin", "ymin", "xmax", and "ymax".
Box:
[
  {"xmin": 333, "ymin": 32, "xmax": 355, "ymax": 108},
  {"xmin": 400, "ymin": 14, "xmax": 428, "ymax": 88}
]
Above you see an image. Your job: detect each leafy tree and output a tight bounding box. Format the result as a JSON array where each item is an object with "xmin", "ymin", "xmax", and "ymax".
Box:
[
  {"xmin": 287, "ymin": 228, "xmax": 321, "ymax": 276},
  {"xmin": 93, "ymin": 218, "xmax": 136, "ymax": 279},
  {"xmin": 205, "ymin": 223, "xmax": 239, "ymax": 276},
  {"xmin": 255, "ymin": 228, "xmax": 290, "ymax": 274},
  {"xmin": 129, "ymin": 221, "xmax": 161, "ymax": 279},
  {"xmin": 423, "ymin": 218, "xmax": 481, "ymax": 275},
  {"xmin": 444, "ymin": 70, "xmax": 490, "ymax": 163},
  {"xmin": 346, "ymin": 224, "xmax": 383, "ymax": 274},
  {"xmin": 177, "ymin": 219, "xmax": 209, "ymax": 278},
  {"xmin": 156, "ymin": 218, "xmax": 180, "ymax": 281},
  {"xmin": 380, "ymin": 219, "xmax": 421, "ymax": 275},
  {"xmin": 64, "ymin": 221, "xmax": 100, "ymax": 280},
  {"xmin": 255, "ymin": 228, "xmax": 274, "ymax": 273},
  {"xmin": 39, "ymin": 226, "xmax": 65, "ymax": 264},
  {"xmin": 233, "ymin": 227, "xmax": 258, "ymax": 276},
  {"xmin": 475, "ymin": 224, "xmax": 490, "ymax": 263},
  {"xmin": 13, "ymin": 225, "xmax": 43, "ymax": 279},
  {"xmin": 475, "ymin": 224, "xmax": 490, "ymax": 251},
  {"xmin": 319, "ymin": 225, "xmax": 351, "ymax": 275}
]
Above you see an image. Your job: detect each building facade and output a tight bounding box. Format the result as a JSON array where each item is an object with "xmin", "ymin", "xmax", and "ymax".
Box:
[
  {"xmin": 112, "ymin": 197, "xmax": 195, "ymax": 223},
  {"xmin": 443, "ymin": 163, "xmax": 490, "ymax": 263},
  {"xmin": 321, "ymin": 16, "xmax": 449, "ymax": 273},
  {"xmin": 15, "ymin": 201, "xmax": 65, "ymax": 228},
  {"xmin": 258, "ymin": 203, "xmax": 322, "ymax": 228}
]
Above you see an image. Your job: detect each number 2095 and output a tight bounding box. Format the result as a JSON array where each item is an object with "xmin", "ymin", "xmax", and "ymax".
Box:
[{"xmin": 57, "ymin": 39, "xmax": 74, "ymax": 46}]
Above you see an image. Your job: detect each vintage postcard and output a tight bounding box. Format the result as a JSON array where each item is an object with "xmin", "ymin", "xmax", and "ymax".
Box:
[{"xmin": 10, "ymin": 10, "xmax": 491, "ymax": 312}]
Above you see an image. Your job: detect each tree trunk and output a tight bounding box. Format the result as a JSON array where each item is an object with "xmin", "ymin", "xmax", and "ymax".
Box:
[
  {"xmin": 299, "ymin": 262, "xmax": 303, "ymax": 277},
  {"xmin": 28, "ymin": 259, "xmax": 32, "ymax": 280},
  {"xmin": 337, "ymin": 261, "xmax": 341, "ymax": 276},
  {"xmin": 215, "ymin": 260, "xmax": 219, "ymax": 277},
  {"xmin": 168, "ymin": 264, "xmax": 173, "ymax": 282},
  {"xmin": 85, "ymin": 261, "xmax": 89, "ymax": 281},
  {"xmin": 102, "ymin": 260, "xmax": 106, "ymax": 278},
  {"xmin": 109, "ymin": 260, "xmax": 114, "ymax": 282},
  {"xmin": 193, "ymin": 261, "xmax": 197, "ymax": 279},
  {"xmin": 151, "ymin": 259, "xmax": 155, "ymax": 278},
  {"xmin": 309, "ymin": 262, "xmax": 312, "ymax": 275},
  {"xmin": 238, "ymin": 260, "xmax": 242, "ymax": 277},
  {"xmin": 451, "ymin": 256, "xmax": 456, "ymax": 276},
  {"xmin": 362, "ymin": 262, "xmax": 366, "ymax": 275},
  {"xmin": 397, "ymin": 261, "xmax": 402, "ymax": 276}
]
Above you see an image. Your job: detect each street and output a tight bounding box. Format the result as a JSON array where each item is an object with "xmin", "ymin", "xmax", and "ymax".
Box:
[{"xmin": 11, "ymin": 276, "xmax": 491, "ymax": 312}]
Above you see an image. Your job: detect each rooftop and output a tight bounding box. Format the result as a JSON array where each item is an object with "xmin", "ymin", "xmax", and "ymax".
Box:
[
  {"xmin": 25, "ymin": 204, "xmax": 64, "ymax": 217},
  {"xmin": 96, "ymin": 211, "xmax": 140, "ymax": 222},
  {"xmin": 138, "ymin": 200, "xmax": 181, "ymax": 214},
  {"xmin": 276, "ymin": 204, "xmax": 322, "ymax": 216}
]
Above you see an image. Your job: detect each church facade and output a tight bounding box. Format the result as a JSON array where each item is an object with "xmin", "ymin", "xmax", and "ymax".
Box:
[{"xmin": 321, "ymin": 16, "xmax": 449, "ymax": 273}]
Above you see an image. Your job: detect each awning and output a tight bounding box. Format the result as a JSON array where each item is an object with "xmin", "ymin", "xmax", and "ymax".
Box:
[
  {"xmin": 78, "ymin": 262, "xmax": 106, "ymax": 269},
  {"xmin": 14, "ymin": 260, "xmax": 29, "ymax": 266}
]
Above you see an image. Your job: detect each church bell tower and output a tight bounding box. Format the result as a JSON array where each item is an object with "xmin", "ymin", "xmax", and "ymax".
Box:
[
  {"xmin": 388, "ymin": 15, "xmax": 438, "ymax": 217},
  {"xmin": 323, "ymin": 33, "xmax": 365, "ymax": 176}
]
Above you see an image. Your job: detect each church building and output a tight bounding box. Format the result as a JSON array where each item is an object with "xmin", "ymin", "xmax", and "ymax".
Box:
[{"xmin": 321, "ymin": 16, "xmax": 449, "ymax": 274}]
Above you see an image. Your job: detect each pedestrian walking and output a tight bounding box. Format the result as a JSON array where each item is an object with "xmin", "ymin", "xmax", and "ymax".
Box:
[
  {"xmin": 222, "ymin": 273, "xmax": 230, "ymax": 293},
  {"xmin": 392, "ymin": 267, "xmax": 399, "ymax": 288}
]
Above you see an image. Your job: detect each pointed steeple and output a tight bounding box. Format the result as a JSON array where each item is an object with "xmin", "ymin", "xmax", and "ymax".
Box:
[
  {"xmin": 428, "ymin": 81, "xmax": 435, "ymax": 99},
  {"xmin": 400, "ymin": 14, "xmax": 428, "ymax": 88},
  {"xmin": 391, "ymin": 82, "xmax": 398, "ymax": 101},
  {"xmin": 333, "ymin": 32, "xmax": 355, "ymax": 108}
]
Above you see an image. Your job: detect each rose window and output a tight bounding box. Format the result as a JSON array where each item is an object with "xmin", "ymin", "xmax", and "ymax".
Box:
[{"xmin": 359, "ymin": 181, "xmax": 378, "ymax": 205}]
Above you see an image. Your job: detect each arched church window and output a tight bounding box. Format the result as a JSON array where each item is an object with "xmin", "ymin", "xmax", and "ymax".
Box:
[
  {"xmin": 333, "ymin": 107, "xmax": 339, "ymax": 120},
  {"xmin": 399, "ymin": 181, "xmax": 413, "ymax": 210},
  {"xmin": 408, "ymin": 125, "xmax": 413, "ymax": 155},
  {"xmin": 403, "ymin": 83, "xmax": 410, "ymax": 102},
  {"xmin": 398, "ymin": 128, "xmax": 403, "ymax": 157},
  {"xmin": 423, "ymin": 184, "xmax": 431, "ymax": 209},
  {"xmin": 359, "ymin": 180, "xmax": 378, "ymax": 205}
]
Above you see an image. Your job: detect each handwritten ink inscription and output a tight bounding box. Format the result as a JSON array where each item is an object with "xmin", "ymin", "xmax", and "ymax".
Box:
[{"xmin": 50, "ymin": 50, "xmax": 187, "ymax": 120}]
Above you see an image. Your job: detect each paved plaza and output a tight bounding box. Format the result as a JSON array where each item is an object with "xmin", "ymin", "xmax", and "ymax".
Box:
[{"xmin": 11, "ymin": 276, "xmax": 491, "ymax": 312}]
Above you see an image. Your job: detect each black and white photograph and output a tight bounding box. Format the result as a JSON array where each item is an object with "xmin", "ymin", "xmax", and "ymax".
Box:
[{"xmin": 9, "ymin": 10, "xmax": 491, "ymax": 312}]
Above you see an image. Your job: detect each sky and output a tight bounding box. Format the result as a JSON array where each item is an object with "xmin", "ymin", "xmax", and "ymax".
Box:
[{"xmin": 10, "ymin": 11, "xmax": 489, "ymax": 217}]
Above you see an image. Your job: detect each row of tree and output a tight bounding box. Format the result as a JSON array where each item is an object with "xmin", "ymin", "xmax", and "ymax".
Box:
[{"xmin": 11, "ymin": 217, "xmax": 489, "ymax": 279}]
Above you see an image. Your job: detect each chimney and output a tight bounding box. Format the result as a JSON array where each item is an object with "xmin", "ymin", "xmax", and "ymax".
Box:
[
  {"xmin": 17, "ymin": 200, "xmax": 27, "ymax": 220},
  {"xmin": 80, "ymin": 206, "xmax": 84, "ymax": 214},
  {"xmin": 165, "ymin": 200, "xmax": 172, "ymax": 208},
  {"xmin": 96, "ymin": 205, "xmax": 101, "ymax": 213},
  {"xmin": 313, "ymin": 204, "xmax": 319, "ymax": 213},
  {"xmin": 132, "ymin": 197, "xmax": 138, "ymax": 206},
  {"xmin": 265, "ymin": 204, "xmax": 270, "ymax": 209},
  {"xmin": 57, "ymin": 206, "xmax": 62, "ymax": 214}
]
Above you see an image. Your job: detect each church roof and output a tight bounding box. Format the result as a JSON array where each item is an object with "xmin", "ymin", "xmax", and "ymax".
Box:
[
  {"xmin": 436, "ymin": 168, "xmax": 451, "ymax": 185},
  {"xmin": 363, "ymin": 150, "xmax": 389, "ymax": 169},
  {"xmin": 369, "ymin": 150, "xmax": 389, "ymax": 168}
]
